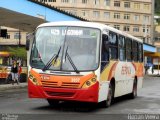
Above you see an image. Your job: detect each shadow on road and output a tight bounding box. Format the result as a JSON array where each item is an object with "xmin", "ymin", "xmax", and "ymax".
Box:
[
  {"xmin": 33, "ymin": 101, "xmax": 99, "ymax": 113},
  {"xmin": 32, "ymin": 94, "xmax": 135, "ymax": 113}
]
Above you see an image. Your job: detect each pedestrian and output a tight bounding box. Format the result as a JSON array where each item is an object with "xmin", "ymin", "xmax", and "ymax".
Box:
[
  {"xmin": 11, "ymin": 60, "xmax": 19, "ymax": 85},
  {"xmin": 152, "ymin": 65, "xmax": 154, "ymax": 74},
  {"xmin": 18, "ymin": 62, "xmax": 22, "ymax": 82},
  {"xmin": 145, "ymin": 64, "xmax": 148, "ymax": 74}
]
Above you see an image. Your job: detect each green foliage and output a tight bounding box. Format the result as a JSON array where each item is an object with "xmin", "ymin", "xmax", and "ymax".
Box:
[
  {"xmin": 7, "ymin": 46, "xmax": 27, "ymax": 60},
  {"xmin": 155, "ymin": 0, "xmax": 160, "ymax": 15}
]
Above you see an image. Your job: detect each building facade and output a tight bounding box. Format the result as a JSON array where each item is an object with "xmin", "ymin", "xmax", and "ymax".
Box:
[
  {"xmin": 0, "ymin": 26, "xmax": 27, "ymax": 46},
  {"xmin": 154, "ymin": 16, "xmax": 160, "ymax": 53},
  {"xmin": 39, "ymin": 0, "xmax": 154, "ymax": 45}
]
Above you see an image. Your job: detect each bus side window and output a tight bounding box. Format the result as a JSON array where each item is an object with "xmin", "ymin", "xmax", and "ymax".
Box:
[
  {"xmin": 101, "ymin": 34, "xmax": 109, "ymax": 72},
  {"xmin": 119, "ymin": 35, "xmax": 126, "ymax": 61},
  {"xmin": 132, "ymin": 41, "xmax": 138, "ymax": 62},
  {"xmin": 138, "ymin": 43, "xmax": 143, "ymax": 62},
  {"xmin": 109, "ymin": 32, "xmax": 118, "ymax": 60},
  {"xmin": 126, "ymin": 38, "xmax": 132, "ymax": 61}
]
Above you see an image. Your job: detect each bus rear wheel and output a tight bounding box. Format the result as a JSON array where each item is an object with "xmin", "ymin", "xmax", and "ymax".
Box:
[
  {"xmin": 129, "ymin": 79, "xmax": 137, "ymax": 99},
  {"xmin": 47, "ymin": 99, "xmax": 59, "ymax": 107}
]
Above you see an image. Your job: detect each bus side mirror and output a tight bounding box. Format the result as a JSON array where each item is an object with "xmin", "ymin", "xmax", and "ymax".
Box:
[
  {"xmin": 26, "ymin": 32, "xmax": 34, "ymax": 51},
  {"xmin": 102, "ymin": 34, "xmax": 108, "ymax": 41},
  {"xmin": 26, "ymin": 39, "xmax": 30, "ymax": 51}
]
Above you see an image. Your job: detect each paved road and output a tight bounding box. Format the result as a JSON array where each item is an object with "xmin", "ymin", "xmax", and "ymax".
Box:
[{"xmin": 0, "ymin": 76, "xmax": 160, "ymax": 120}]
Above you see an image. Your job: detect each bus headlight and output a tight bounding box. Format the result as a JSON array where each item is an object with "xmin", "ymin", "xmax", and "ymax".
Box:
[
  {"xmin": 86, "ymin": 81, "xmax": 91, "ymax": 86},
  {"xmin": 82, "ymin": 76, "xmax": 97, "ymax": 88},
  {"xmin": 29, "ymin": 73, "xmax": 39, "ymax": 85}
]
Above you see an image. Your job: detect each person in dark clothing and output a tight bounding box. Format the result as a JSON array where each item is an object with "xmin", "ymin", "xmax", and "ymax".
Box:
[{"xmin": 11, "ymin": 61, "xmax": 19, "ymax": 85}]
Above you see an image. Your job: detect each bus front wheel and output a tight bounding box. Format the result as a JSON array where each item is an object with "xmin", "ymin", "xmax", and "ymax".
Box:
[
  {"xmin": 102, "ymin": 83, "xmax": 114, "ymax": 108},
  {"xmin": 47, "ymin": 99, "xmax": 59, "ymax": 107}
]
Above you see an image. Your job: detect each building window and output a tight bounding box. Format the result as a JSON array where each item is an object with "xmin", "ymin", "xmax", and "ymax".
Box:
[
  {"xmin": 157, "ymin": 47, "xmax": 160, "ymax": 52},
  {"xmin": 134, "ymin": 15, "xmax": 140, "ymax": 21},
  {"xmin": 14, "ymin": 33, "xmax": 21, "ymax": 39},
  {"xmin": 124, "ymin": 14, "xmax": 130, "ymax": 20},
  {"xmin": 104, "ymin": 0, "xmax": 110, "ymax": 6},
  {"xmin": 114, "ymin": 25, "xmax": 120, "ymax": 30},
  {"xmin": 40, "ymin": 0, "xmax": 47, "ymax": 2},
  {"xmin": 82, "ymin": 0, "xmax": 88, "ymax": 4},
  {"xmin": 124, "ymin": 2, "xmax": 130, "ymax": 8},
  {"xmin": 133, "ymin": 26, "xmax": 139, "ymax": 32},
  {"xmin": 104, "ymin": 12, "xmax": 110, "ymax": 19},
  {"xmin": 143, "ymin": 16, "xmax": 150, "ymax": 23},
  {"xmin": 114, "ymin": 1, "xmax": 120, "ymax": 7},
  {"xmin": 134, "ymin": 3, "xmax": 140, "ymax": 10},
  {"xmin": 70, "ymin": 0, "xmax": 76, "ymax": 3},
  {"xmin": 142, "ymin": 37, "xmax": 146, "ymax": 43},
  {"xmin": 94, "ymin": 0, "xmax": 100, "ymax": 5},
  {"xmin": 70, "ymin": 10, "xmax": 77, "ymax": 15},
  {"xmin": 3, "ymin": 33, "xmax": 10, "ymax": 39},
  {"xmin": 82, "ymin": 10, "xmax": 89, "ymax": 17},
  {"xmin": 61, "ymin": 0, "xmax": 69, "ymax": 3},
  {"xmin": 123, "ymin": 25, "xmax": 130, "ymax": 31},
  {"xmin": 93, "ymin": 11, "xmax": 100, "ymax": 18},
  {"xmin": 143, "ymin": 26, "xmax": 149, "ymax": 33},
  {"xmin": 48, "ymin": 0, "xmax": 56, "ymax": 2},
  {"xmin": 114, "ymin": 13, "xmax": 120, "ymax": 19},
  {"xmin": 155, "ymin": 37, "xmax": 160, "ymax": 41},
  {"xmin": 144, "ymin": 4, "xmax": 150, "ymax": 10}
]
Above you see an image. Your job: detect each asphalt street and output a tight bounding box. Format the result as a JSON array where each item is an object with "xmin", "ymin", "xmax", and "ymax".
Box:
[{"xmin": 0, "ymin": 76, "xmax": 160, "ymax": 120}]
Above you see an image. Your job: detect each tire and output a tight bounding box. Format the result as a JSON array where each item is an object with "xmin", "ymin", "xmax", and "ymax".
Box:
[
  {"xmin": 47, "ymin": 99, "xmax": 59, "ymax": 107},
  {"xmin": 129, "ymin": 79, "xmax": 137, "ymax": 99},
  {"xmin": 102, "ymin": 83, "xmax": 114, "ymax": 108},
  {"xmin": 5, "ymin": 73, "xmax": 12, "ymax": 84},
  {"xmin": 5, "ymin": 78, "xmax": 9, "ymax": 84},
  {"xmin": 19, "ymin": 73, "xmax": 27, "ymax": 82}
]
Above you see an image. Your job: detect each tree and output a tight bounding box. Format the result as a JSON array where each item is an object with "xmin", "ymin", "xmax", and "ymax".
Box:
[{"xmin": 7, "ymin": 46, "xmax": 27, "ymax": 60}]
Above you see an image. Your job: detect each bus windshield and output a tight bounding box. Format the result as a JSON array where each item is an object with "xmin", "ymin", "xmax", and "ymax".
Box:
[{"xmin": 30, "ymin": 26, "xmax": 100, "ymax": 72}]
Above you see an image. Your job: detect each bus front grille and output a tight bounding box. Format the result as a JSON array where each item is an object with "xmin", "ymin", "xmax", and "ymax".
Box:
[
  {"xmin": 46, "ymin": 91, "xmax": 75, "ymax": 97},
  {"xmin": 41, "ymin": 81, "xmax": 58, "ymax": 88},
  {"xmin": 41, "ymin": 81, "xmax": 80, "ymax": 88},
  {"xmin": 61, "ymin": 82, "xmax": 80, "ymax": 88}
]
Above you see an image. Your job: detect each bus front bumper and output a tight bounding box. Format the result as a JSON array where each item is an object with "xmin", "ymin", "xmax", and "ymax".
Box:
[{"xmin": 28, "ymin": 80, "xmax": 99, "ymax": 103}]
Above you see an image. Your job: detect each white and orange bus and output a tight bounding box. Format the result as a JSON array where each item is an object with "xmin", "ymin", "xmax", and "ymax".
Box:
[{"xmin": 26, "ymin": 21, "xmax": 144, "ymax": 107}]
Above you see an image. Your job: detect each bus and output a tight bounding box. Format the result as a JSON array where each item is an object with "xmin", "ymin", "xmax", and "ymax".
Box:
[
  {"xmin": 0, "ymin": 52, "xmax": 10, "ymax": 82},
  {"xmin": 0, "ymin": 51, "xmax": 28, "ymax": 84},
  {"xmin": 27, "ymin": 21, "xmax": 144, "ymax": 107}
]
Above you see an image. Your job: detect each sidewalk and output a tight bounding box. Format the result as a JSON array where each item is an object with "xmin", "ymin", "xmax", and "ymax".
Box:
[{"xmin": 0, "ymin": 82, "xmax": 27, "ymax": 91}]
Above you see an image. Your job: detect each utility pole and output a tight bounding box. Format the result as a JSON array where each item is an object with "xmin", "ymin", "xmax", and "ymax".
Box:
[{"xmin": 18, "ymin": 29, "xmax": 21, "ymax": 47}]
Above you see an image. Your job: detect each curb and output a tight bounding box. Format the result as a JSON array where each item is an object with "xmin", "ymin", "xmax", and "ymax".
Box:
[{"xmin": 0, "ymin": 83, "xmax": 28, "ymax": 91}]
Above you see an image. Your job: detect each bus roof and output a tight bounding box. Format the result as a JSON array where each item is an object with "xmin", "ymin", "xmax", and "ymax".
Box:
[{"xmin": 38, "ymin": 21, "xmax": 143, "ymax": 43}]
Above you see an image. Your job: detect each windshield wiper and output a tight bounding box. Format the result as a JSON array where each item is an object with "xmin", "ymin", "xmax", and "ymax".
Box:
[
  {"xmin": 65, "ymin": 47, "xmax": 79, "ymax": 73},
  {"xmin": 42, "ymin": 47, "xmax": 61, "ymax": 71}
]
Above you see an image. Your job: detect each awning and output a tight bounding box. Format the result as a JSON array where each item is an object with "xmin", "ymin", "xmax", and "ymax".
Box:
[
  {"xmin": 144, "ymin": 52, "xmax": 160, "ymax": 58},
  {"xmin": 0, "ymin": 52, "xmax": 10, "ymax": 57},
  {"xmin": 143, "ymin": 43, "xmax": 156, "ymax": 53}
]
